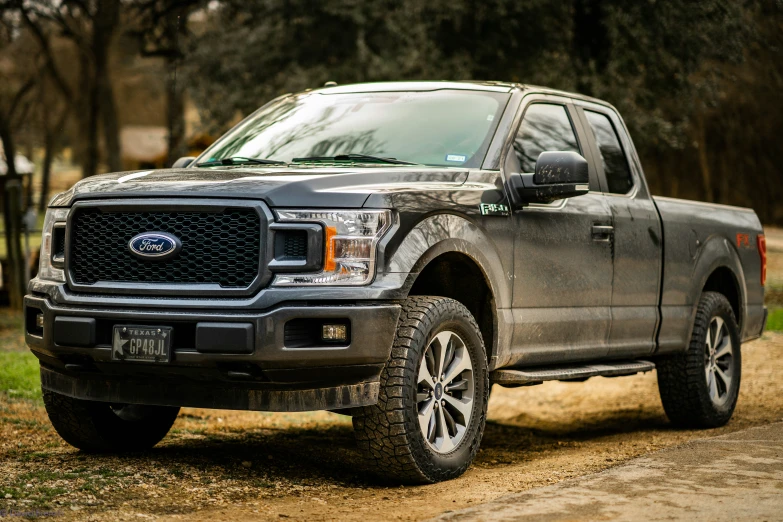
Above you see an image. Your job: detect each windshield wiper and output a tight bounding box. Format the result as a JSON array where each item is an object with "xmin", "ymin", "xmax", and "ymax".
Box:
[
  {"xmin": 196, "ymin": 156, "xmax": 287, "ymax": 167},
  {"xmin": 291, "ymin": 154, "xmax": 418, "ymax": 165}
]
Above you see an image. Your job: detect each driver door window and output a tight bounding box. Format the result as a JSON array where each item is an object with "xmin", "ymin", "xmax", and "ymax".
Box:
[{"xmin": 513, "ymin": 104, "xmax": 581, "ymax": 173}]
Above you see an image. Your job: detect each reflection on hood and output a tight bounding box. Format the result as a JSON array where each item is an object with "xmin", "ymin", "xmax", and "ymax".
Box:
[{"xmin": 49, "ymin": 166, "xmax": 472, "ymax": 209}]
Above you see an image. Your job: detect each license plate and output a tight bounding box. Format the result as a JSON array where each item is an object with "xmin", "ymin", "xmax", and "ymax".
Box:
[{"xmin": 112, "ymin": 325, "xmax": 172, "ymax": 363}]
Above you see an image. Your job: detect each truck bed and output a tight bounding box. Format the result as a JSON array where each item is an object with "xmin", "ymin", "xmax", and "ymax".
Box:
[{"xmin": 653, "ymin": 196, "xmax": 766, "ymax": 352}]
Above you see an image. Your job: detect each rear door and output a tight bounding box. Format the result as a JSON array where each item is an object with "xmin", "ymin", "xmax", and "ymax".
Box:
[
  {"xmin": 504, "ymin": 95, "xmax": 614, "ymax": 366},
  {"xmin": 574, "ymin": 103, "xmax": 663, "ymax": 356}
]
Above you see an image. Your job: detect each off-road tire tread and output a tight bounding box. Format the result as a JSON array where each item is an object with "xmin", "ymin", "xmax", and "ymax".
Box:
[
  {"xmin": 352, "ymin": 296, "xmax": 489, "ymax": 484},
  {"xmin": 43, "ymin": 389, "xmax": 179, "ymax": 452},
  {"xmin": 656, "ymin": 291, "xmax": 741, "ymax": 429}
]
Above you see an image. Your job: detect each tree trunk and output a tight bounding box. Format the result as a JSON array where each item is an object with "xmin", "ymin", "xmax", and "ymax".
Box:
[
  {"xmin": 572, "ymin": 0, "xmax": 609, "ymax": 94},
  {"xmin": 84, "ymin": 88, "xmax": 100, "ymax": 178},
  {"xmin": 98, "ymin": 75, "xmax": 121, "ymax": 172},
  {"xmin": 80, "ymin": 50, "xmax": 99, "ymax": 179},
  {"xmin": 24, "ymin": 153, "xmax": 35, "ymax": 209},
  {"xmin": 165, "ymin": 55, "xmax": 187, "ymax": 166},
  {"xmin": 38, "ymin": 107, "xmax": 69, "ymax": 212},
  {"xmin": 94, "ymin": 0, "xmax": 122, "ymax": 173},
  {"xmin": 695, "ymin": 116, "xmax": 714, "ymax": 203},
  {"xmin": 718, "ymin": 140, "xmax": 731, "ymax": 205},
  {"xmin": 39, "ymin": 131, "xmax": 55, "ymax": 213},
  {"xmin": 0, "ymin": 120, "xmax": 27, "ymax": 309}
]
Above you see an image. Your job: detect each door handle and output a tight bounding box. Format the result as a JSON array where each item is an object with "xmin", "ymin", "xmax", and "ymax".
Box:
[{"xmin": 592, "ymin": 224, "xmax": 614, "ymax": 242}]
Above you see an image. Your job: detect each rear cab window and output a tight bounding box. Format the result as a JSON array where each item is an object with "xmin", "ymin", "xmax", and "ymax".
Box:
[{"xmin": 583, "ymin": 110, "xmax": 634, "ymax": 194}]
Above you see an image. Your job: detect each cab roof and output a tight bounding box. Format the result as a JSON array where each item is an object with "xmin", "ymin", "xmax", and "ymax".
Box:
[
  {"xmin": 313, "ymin": 80, "xmax": 516, "ymax": 94},
  {"xmin": 310, "ymin": 80, "xmax": 610, "ymax": 107}
]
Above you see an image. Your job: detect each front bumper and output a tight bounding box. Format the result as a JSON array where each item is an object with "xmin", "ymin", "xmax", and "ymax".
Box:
[{"xmin": 25, "ymin": 294, "xmax": 400, "ymax": 411}]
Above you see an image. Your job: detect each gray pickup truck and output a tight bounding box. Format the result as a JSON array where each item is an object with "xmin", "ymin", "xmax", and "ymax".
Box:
[{"xmin": 26, "ymin": 81, "xmax": 766, "ymax": 483}]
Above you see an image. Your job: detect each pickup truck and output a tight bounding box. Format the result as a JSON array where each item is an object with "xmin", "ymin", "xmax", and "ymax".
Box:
[{"xmin": 25, "ymin": 81, "xmax": 767, "ymax": 484}]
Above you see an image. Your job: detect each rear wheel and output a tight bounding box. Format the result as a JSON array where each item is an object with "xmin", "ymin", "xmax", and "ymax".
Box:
[
  {"xmin": 656, "ymin": 291, "xmax": 741, "ymax": 428},
  {"xmin": 43, "ymin": 389, "xmax": 180, "ymax": 452},
  {"xmin": 352, "ymin": 296, "xmax": 489, "ymax": 483}
]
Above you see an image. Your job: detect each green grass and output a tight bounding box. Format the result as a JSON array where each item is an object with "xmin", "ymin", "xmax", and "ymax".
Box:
[
  {"xmin": 0, "ymin": 351, "xmax": 41, "ymax": 401},
  {"xmin": 2, "ymin": 470, "xmax": 82, "ymax": 509},
  {"xmin": 767, "ymin": 308, "xmax": 783, "ymax": 332}
]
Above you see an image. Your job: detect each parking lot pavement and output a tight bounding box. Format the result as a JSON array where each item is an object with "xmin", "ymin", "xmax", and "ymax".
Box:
[{"xmin": 435, "ymin": 422, "xmax": 783, "ymax": 522}]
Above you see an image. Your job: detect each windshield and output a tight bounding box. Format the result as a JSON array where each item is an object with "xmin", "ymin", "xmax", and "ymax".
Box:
[{"xmin": 197, "ymin": 89, "xmax": 510, "ymax": 168}]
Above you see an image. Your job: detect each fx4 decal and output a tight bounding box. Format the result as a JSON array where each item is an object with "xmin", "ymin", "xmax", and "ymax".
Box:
[
  {"xmin": 479, "ymin": 203, "xmax": 510, "ymax": 216},
  {"xmin": 736, "ymin": 233, "xmax": 753, "ymax": 249}
]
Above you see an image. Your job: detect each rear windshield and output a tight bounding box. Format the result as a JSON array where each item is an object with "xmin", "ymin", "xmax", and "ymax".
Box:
[{"xmin": 198, "ymin": 90, "xmax": 510, "ymax": 168}]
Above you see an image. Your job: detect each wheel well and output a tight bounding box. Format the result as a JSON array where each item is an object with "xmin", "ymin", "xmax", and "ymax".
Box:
[
  {"xmin": 703, "ymin": 267, "xmax": 741, "ymax": 328},
  {"xmin": 408, "ymin": 252, "xmax": 496, "ymax": 366}
]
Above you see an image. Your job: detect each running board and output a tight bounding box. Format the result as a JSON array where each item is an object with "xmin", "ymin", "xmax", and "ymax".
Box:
[{"xmin": 491, "ymin": 360, "xmax": 655, "ymax": 387}]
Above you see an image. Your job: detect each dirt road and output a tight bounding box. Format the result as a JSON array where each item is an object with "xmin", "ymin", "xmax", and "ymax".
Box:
[
  {"xmin": 2, "ymin": 332, "xmax": 782, "ymax": 521},
  {"xmin": 437, "ymin": 422, "xmax": 783, "ymax": 521}
]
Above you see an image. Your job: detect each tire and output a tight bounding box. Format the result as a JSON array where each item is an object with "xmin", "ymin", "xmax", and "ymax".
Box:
[
  {"xmin": 656, "ymin": 291, "xmax": 741, "ymax": 429},
  {"xmin": 352, "ymin": 296, "xmax": 489, "ymax": 483},
  {"xmin": 43, "ymin": 389, "xmax": 180, "ymax": 452}
]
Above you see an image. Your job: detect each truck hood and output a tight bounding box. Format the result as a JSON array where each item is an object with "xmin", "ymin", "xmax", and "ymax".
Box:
[{"xmin": 49, "ymin": 166, "xmax": 470, "ymax": 208}]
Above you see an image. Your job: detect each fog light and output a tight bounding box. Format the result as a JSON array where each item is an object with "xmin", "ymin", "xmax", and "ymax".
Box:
[
  {"xmin": 36, "ymin": 313, "xmax": 45, "ymax": 329},
  {"xmin": 322, "ymin": 324, "xmax": 347, "ymax": 342}
]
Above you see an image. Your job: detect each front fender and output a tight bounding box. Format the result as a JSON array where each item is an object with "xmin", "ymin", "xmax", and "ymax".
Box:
[
  {"xmin": 384, "ymin": 213, "xmax": 514, "ymax": 369},
  {"xmin": 386, "ymin": 213, "xmax": 511, "ymax": 309}
]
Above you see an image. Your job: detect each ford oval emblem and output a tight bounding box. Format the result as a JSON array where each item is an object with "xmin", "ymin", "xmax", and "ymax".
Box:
[{"xmin": 128, "ymin": 232, "xmax": 182, "ymax": 260}]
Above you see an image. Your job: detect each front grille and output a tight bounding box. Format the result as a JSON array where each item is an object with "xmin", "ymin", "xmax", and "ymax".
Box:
[{"xmin": 69, "ymin": 208, "xmax": 261, "ymax": 288}]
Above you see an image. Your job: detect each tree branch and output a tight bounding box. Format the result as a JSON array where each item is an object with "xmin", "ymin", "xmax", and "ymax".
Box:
[
  {"xmin": 20, "ymin": 7, "xmax": 74, "ymax": 101},
  {"xmin": 7, "ymin": 76, "xmax": 36, "ymax": 121}
]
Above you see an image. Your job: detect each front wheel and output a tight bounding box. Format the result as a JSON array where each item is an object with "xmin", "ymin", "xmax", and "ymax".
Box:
[
  {"xmin": 352, "ymin": 296, "xmax": 489, "ymax": 483},
  {"xmin": 43, "ymin": 389, "xmax": 180, "ymax": 452},
  {"xmin": 656, "ymin": 291, "xmax": 741, "ymax": 429}
]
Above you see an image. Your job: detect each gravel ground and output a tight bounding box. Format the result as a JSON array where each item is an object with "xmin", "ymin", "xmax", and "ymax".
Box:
[{"xmin": 1, "ymin": 332, "xmax": 781, "ymax": 521}]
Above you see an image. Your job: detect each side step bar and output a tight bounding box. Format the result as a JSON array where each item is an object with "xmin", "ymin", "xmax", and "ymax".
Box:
[{"xmin": 491, "ymin": 360, "xmax": 655, "ymax": 387}]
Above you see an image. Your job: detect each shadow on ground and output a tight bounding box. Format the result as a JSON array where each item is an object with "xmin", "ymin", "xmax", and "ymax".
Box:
[{"xmin": 46, "ymin": 405, "xmax": 675, "ymax": 489}]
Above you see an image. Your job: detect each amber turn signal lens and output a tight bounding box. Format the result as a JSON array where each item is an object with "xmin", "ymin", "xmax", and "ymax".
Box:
[{"xmin": 324, "ymin": 226, "xmax": 338, "ymax": 271}]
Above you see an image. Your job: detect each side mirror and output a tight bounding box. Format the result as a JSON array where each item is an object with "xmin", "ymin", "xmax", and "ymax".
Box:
[
  {"xmin": 172, "ymin": 156, "xmax": 196, "ymax": 169},
  {"xmin": 508, "ymin": 151, "xmax": 589, "ymax": 205}
]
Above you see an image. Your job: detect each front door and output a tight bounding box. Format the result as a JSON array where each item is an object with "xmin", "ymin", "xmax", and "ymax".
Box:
[{"xmin": 505, "ymin": 98, "xmax": 614, "ymax": 366}]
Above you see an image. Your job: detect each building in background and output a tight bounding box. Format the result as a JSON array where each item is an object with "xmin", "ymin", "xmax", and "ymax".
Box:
[
  {"xmin": 120, "ymin": 125, "xmax": 168, "ymax": 170},
  {"xmin": 0, "ymin": 152, "xmax": 35, "ymax": 177}
]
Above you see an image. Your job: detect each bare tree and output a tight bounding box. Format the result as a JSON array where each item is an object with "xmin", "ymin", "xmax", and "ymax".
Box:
[
  {"xmin": 22, "ymin": 0, "xmax": 122, "ymax": 178},
  {"xmin": 128, "ymin": 0, "xmax": 206, "ymax": 166},
  {"xmin": 8, "ymin": 4, "xmax": 73, "ymax": 209},
  {"xmin": 35, "ymin": 78, "xmax": 69, "ymax": 212},
  {"xmin": 0, "ymin": 8, "xmax": 42, "ymax": 308}
]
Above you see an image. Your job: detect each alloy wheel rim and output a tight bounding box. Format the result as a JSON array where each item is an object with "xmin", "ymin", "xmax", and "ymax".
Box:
[
  {"xmin": 417, "ymin": 330, "xmax": 475, "ymax": 453},
  {"xmin": 704, "ymin": 316, "xmax": 734, "ymax": 405}
]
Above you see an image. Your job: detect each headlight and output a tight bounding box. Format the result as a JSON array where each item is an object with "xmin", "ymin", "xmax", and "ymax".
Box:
[
  {"xmin": 272, "ymin": 210, "xmax": 392, "ymax": 286},
  {"xmin": 39, "ymin": 207, "xmax": 69, "ymax": 282}
]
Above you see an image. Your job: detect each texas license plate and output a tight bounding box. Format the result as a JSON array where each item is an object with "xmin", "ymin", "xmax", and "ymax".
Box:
[{"xmin": 112, "ymin": 325, "xmax": 172, "ymax": 363}]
